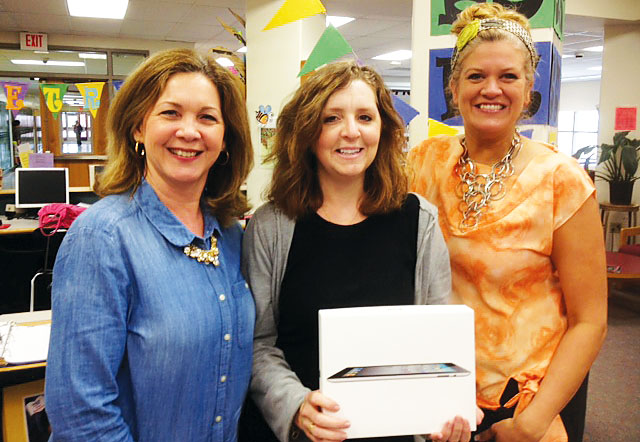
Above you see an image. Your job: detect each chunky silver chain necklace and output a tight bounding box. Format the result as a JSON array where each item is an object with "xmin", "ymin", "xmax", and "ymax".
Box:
[{"xmin": 455, "ymin": 132, "xmax": 522, "ymax": 231}]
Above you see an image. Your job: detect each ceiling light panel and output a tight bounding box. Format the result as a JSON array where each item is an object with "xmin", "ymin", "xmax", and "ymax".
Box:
[
  {"xmin": 372, "ymin": 50, "xmax": 412, "ymax": 61},
  {"xmin": 67, "ymin": 0, "xmax": 129, "ymax": 19}
]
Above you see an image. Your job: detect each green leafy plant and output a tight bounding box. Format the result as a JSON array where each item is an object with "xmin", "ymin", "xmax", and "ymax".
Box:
[
  {"xmin": 571, "ymin": 145, "xmax": 597, "ymax": 170},
  {"xmin": 597, "ymin": 131, "xmax": 640, "ymax": 183}
]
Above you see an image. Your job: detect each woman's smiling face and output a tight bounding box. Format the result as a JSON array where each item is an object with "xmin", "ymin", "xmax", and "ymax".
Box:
[
  {"xmin": 313, "ymin": 79, "xmax": 382, "ymax": 187},
  {"xmin": 450, "ymin": 40, "xmax": 532, "ymax": 140},
  {"xmin": 134, "ymin": 71, "xmax": 225, "ymax": 195}
]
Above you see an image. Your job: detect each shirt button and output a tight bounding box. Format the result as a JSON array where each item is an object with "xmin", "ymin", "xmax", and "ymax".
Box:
[
  {"xmin": 220, "ymin": 375, "xmax": 227, "ymax": 383},
  {"xmin": 219, "ymin": 294, "xmax": 226, "ymax": 301},
  {"xmin": 244, "ymin": 282, "xmax": 249, "ymax": 289},
  {"xmin": 224, "ymin": 333, "xmax": 231, "ymax": 341},
  {"xmin": 215, "ymin": 415, "xmax": 222, "ymax": 423}
]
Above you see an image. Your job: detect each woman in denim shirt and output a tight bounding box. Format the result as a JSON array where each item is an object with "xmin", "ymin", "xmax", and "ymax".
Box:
[{"xmin": 45, "ymin": 48, "xmax": 255, "ymax": 442}]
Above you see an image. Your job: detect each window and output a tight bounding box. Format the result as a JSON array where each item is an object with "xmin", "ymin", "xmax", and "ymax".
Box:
[
  {"xmin": 1, "ymin": 46, "xmax": 147, "ymax": 170},
  {"xmin": 557, "ymin": 110, "xmax": 599, "ymax": 169}
]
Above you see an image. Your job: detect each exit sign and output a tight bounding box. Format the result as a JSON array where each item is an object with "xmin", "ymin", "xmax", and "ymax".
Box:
[{"xmin": 20, "ymin": 32, "xmax": 48, "ymax": 51}]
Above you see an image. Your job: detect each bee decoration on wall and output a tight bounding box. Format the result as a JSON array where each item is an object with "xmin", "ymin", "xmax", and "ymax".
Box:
[{"xmin": 256, "ymin": 105, "xmax": 272, "ymax": 126}]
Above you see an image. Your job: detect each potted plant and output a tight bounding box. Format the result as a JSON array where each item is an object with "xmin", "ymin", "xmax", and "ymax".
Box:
[
  {"xmin": 597, "ymin": 131, "xmax": 640, "ymax": 205},
  {"xmin": 572, "ymin": 145, "xmax": 597, "ymax": 181}
]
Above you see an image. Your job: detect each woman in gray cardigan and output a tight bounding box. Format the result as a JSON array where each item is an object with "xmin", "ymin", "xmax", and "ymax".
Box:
[{"xmin": 240, "ymin": 61, "xmax": 473, "ymax": 442}]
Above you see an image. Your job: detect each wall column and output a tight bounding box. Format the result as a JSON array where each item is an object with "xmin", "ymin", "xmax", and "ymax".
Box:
[
  {"xmin": 244, "ymin": 0, "xmax": 324, "ymax": 209},
  {"xmin": 596, "ymin": 23, "xmax": 640, "ymax": 204}
]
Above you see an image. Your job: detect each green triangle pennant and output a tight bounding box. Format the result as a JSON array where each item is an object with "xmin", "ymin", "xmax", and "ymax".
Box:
[
  {"xmin": 40, "ymin": 83, "xmax": 70, "ymax": 119},
  {"xmin": 298, "ymin": 24, "xmax": 353, "ymax": 77}
]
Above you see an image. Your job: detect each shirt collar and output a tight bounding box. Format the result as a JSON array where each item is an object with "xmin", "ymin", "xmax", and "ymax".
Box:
[{"xmin": 133, "ymin": 179, "xmax": 220, "ymax": 247}]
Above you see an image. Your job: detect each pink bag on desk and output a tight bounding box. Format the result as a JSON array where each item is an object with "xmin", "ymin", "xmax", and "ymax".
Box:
[{"xmin": 38, "ymin": 203, "xmax": 86, "ymax": 236}]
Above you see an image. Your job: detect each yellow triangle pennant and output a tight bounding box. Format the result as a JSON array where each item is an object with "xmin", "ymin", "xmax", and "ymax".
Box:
[
  {"xmin": 76, "ymin": 82, "xmax": 105, "ymax": 118},
  {"xmin": 428, "ymin": 118, "xmax": 459, "ymax": 137},
  {"xmin": 263, "ymin": 0, "xmax": 326, "ymax": 31}
]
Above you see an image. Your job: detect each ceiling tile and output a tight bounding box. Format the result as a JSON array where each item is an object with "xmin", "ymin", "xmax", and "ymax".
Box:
[
  {"xmin": 126, "ymin": 1, "xmax": 192, "ymax": 21},
  {"xmin": 0, "ymin": 12, "xmax": 17, "ymax": 30},
  {"xmin": 13, "ymin": 12, "xmax": 71, "ymax": 34},
  {"xmin": 194, "ymin": 0, "xmax": 242, "ymax": 6},
  {"xmin": 165, "ymin": 22, "xmax": 221, "ymax": 42},
  {"xmin": 119, "ymin": 19, "xmax": 173, "ymax": 39},
  {"xmin": 1, "ymin": 0, "xmax": 68, "ymax": 15},
  {"xmin": 69, "ymin": 17, "xmax": 122, "ymax": 35},
  {"xmin": 179, "ymin": 5, "xmax": 231, "ymax": 26},
  {"xmin": 324, "ymin": 0, "xmax": 412, "ymax": 19}
]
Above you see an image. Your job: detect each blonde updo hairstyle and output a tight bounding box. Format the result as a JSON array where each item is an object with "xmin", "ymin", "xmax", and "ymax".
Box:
[{"xmin": 448, "ymin": 3, "xmax": 537, "ymax": 95}]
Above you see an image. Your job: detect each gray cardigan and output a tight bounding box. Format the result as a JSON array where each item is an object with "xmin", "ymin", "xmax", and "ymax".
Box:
[{"xmin": 241, "ymin": 194, "xmax": 451, "ymax": 442}]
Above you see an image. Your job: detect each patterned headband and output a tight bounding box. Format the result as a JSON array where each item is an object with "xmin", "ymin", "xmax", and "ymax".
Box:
[{"xmin": 450, "ymin": 18, "xmax": 538, "ymax": 73}]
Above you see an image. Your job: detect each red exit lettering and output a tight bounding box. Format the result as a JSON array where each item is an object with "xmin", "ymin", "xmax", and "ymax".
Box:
[
  {"xmin": 21, "ymin": 32, "xmax": 47, "ymax": 51},
  {"xmin": 26, "ymin": 34, "xmax": 42, "ymax": 48}
]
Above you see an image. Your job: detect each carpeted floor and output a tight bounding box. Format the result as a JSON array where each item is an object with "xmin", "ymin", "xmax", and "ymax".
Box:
[{"xmin": 583, "ymin": 288, "xmax": 640, "ymax": 441}]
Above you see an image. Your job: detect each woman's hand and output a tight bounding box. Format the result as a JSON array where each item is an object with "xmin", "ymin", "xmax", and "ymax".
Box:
[
  {"xmin": 295, "ymin": 390, "xmax": 350, "ymax": 442},
  {"xmin": 429, "ymin": 407, "xmax": 483, "ymax": 442},
  {"xmin": 474, "ymin": 413, "xmax": 545, "ymax": 442}
]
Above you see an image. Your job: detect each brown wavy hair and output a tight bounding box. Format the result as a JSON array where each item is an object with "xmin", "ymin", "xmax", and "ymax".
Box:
[
  {"xmin": 267, "ymin": 60, "xmax": 408, "ymax": 220},
  {"xmin": 448, "ymin": 2, "xmax": 537, "ymax": 111},
  {"xmin": 96, "ymin": 48, "xmax": 253, "ymax": 226}
]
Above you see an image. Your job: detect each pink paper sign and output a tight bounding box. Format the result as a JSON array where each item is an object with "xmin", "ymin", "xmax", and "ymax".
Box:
[
  {"xmin": 29, "ymin": 153, "xmax": 54, "ymax": 168},
  {"xmin": 614, "ymin": 107, "xmax": 637, "ymax": 131}
]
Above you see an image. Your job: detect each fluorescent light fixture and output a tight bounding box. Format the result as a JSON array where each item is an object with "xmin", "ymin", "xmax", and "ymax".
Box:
[
  {"xmin": 237, "ymin": 46, "xmax": 247, "ymax": 53},
  {"xmin": 215, "ymin": 57, "xmax": 234, "ymax": 67},
  {"xmin": 79, "ymin": 52, "xmax": 107, "ymax": 59},
  {"xmin": 562, "ymin": 54, "xmax": 572, "ymax": 58},
  {"xmin": 11, "ymin": 59, "xmax": 85, "ymax": 67},
  {"xmin": 372, "ymin": 50, "xmax": 412, "ymax": 61},
  {"xmin": 326, "ymin": 16, "xmax": 354, "ymax": 28},
  {"xmin": 587, "ymin": 66, "xmax": 602, "ymax": 71},
  {"xmin": 34, "ymin": 51, "xmax": 49, "ymax": 54},
  {"xmin": 67, "ymin": 0, "xmax": 128, "ymax": 19},
  {"xmin": 390, "ymin": 60, "xmax": 402, "ymax": 65},
  {"xmin": 584, "ymin": 45, "xmax": 603, "ymax": 52},
  {"xmin": 562, "ymin": 75, "xmax": 601, "ymax": 83}
]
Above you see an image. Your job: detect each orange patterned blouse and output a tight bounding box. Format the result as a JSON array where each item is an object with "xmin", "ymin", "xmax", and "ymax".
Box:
[{"xmin": 408, "ymin": 135, "xmax": 595, "ymax": 422}]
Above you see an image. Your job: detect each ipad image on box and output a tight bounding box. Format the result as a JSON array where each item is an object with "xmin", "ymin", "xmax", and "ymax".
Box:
[
  {"xmin": 328, "ymin": 362, "xmax": 470, "ymax": 382},
  {"xmin": 319, "ymin": 305, "xmax": 476, "ymax": 439}
]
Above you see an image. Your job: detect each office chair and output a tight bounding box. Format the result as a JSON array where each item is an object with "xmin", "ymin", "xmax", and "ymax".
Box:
[{"xmin": 29, "ymin": 229, "xmax": 66, "ymax": 312}]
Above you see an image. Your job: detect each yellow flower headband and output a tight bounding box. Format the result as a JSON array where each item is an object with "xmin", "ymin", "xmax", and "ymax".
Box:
[{"xmin": 450, "ymin": 18, "xmax": 538, "ymax": 72}]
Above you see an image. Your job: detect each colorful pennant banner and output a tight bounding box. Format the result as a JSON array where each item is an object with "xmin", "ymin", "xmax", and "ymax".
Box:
[
  {"xmin": 76, "ymin": 82, "xmax": 105, "ymax": 118},
  {"xmin": 298, "ymin": 24, "xmax": 353, "ymax": 77},
  {"xmin": 112, "ymin": 80, "xmax": 124, "ymax": 93},
  {"xmin": 263, "ymin": 0, "xmax": 326, "ymax": 31},
  {"xmin": 392, "ymin": 95, "xmax": 420, "ymax": 126},
  {"xmin": 40, "ymin": 84, "xmax": 69, "ymax": 119},
  {"xmin": 1, "ymin": 81, "xmax": 30, "ymax": 117},
  {"xmin": 428, "ymin": 118, "xmax": 459, "ymax": 137}
]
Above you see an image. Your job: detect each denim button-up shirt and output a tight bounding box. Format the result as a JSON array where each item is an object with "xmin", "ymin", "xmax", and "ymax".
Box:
[{"xmin": 46, "ymin": 180, "xmax": 255, "ymax": 442}]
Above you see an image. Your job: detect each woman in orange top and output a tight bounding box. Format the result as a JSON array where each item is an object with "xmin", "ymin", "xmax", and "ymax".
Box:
[{"xmin": 408, "ymin": 4, "xmax": 607, "ymax": 442}]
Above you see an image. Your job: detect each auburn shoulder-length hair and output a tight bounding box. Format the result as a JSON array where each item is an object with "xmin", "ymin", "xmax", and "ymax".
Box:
[
  {"xmin": 96, "ymin": 48, "xmax": 253, "ymax": 227},
  {"xmin": 267, "ymin": 60, "xmax": 408, "ymax": 220}
]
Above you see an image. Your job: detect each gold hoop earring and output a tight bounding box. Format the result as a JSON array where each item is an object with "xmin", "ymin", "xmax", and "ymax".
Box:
[
  {"xmin": 217, "ymin": 150, "xmax": 229, "ymax": 165},
  {"xmin": 135, "ymin": 142, "xmax": 145, "ymax": 157}
]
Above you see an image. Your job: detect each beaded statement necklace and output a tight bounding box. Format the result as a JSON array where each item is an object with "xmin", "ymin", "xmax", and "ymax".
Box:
[
  {"xmin": 184, "ymin": 234, "xmax": 220, "ymax": 266},
  {"xmin": 455, "ymin": 132, "xmax": 522, "ymax": 231}
]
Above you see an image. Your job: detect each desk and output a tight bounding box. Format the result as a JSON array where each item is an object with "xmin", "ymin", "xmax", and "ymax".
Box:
[
  {"xmin": 0, "ymin": 311, "xmax": 51, "ymax": 389},
  {"xmin": 0, "ymin": 216, "xmax": 39, "ymax": 235},
  {"xmin": 599, "ymin": 203, "xmax": 639, "ymax": 250},
  {"xmin": 606, "ymin": 251, "xmax": 640, "ymax": 280}
]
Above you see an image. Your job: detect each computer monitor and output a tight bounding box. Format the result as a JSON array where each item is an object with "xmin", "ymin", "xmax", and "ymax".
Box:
[
  {"xmin": 88, "ymin": 164, "xmax": 105, "ymax": 190},
  {"xmin": 15, "ymin": 168, "xmax": 70, "ymax": 208}
]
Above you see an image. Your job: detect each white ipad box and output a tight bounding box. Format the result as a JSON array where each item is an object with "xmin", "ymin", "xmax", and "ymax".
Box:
[{"xmin": 318, "ymin": 305, "xmax": 476, "ymax": 439}]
